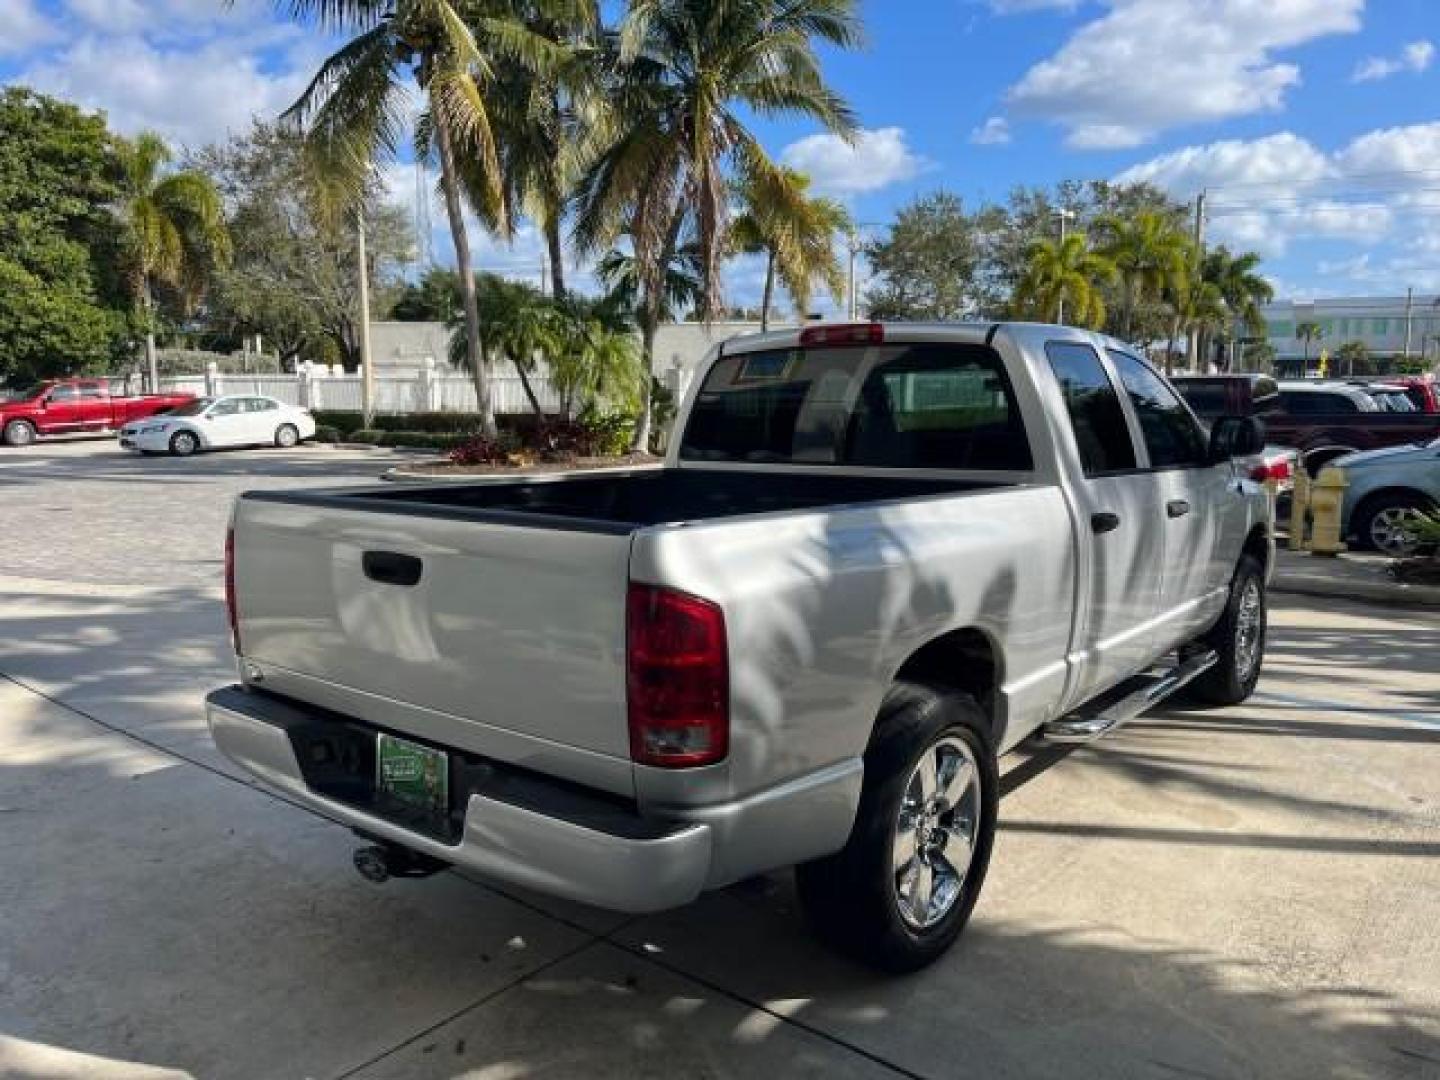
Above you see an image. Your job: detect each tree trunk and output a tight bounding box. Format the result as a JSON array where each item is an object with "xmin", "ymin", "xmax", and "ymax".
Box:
[
  {"xmin": 760, "ymin": 250, "xmax": 775, "ymax": 332},
  {"xmin": 434, "ymin": 104, "xmax": 496, "ymax": 437},
  {"xmin": 629, "ymin": 204, "xmax": 688, "ymax": 455},
  {"xmin": 515, "ymin": 360, "xmax": 545, "ymax": 422},
  {"xmin": 545, "ymin": 216, "xmax": 566, "ymax": 300},
  {"xmin": 1166, "ymin": 314, "xmax": 1182, "ymax": 375},
  {"xmin": 143, "ymin": 279, "xmax": 159, "ymax": 393}
]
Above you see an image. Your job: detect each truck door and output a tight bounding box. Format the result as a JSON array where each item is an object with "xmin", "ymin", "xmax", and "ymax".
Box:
[
  {"xmin": 39, "ymin": 384, "xmax": 85, "ymax": 432},
  {"xmin": 1108, "ymin": 350, "xmax": 1237, "ymax": 642},
  {"xmin": 1043, "ymin": 341, "xmax": 1168, "ymax": 702},
  {"xmin": 77, "ymin": 381, "xmax": 112, "ymax": 429}
]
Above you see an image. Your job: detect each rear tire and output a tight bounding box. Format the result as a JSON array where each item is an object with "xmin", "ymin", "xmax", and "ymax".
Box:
[
  {"xmin": 1351, "ymin": 492, "xmax": 1435, "ymax": 555},
  {"xmin": 275, "ymin": 423, "xmax": 300, "ymax": 448},
  {"xmin": 796, "ymin": 682, "xmax": 997, "ymax": 973},
  {"xmin": 169, "ymin": 430, "xmax": 199, "ymax": 457},
  {"xmin": 1188, "ymin": 555, "xmax": 1266, "ymax": 706},
  {"xmin": 3, "ymin": 419, "xmax": 37, "ymax": 447}
]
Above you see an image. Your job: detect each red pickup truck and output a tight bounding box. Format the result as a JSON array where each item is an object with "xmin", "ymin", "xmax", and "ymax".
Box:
[
  {"xmin": 1173, "ymin": 374, "xmax": 1440, "ymax": 475},
  {"xmin": 1, "ymin": 378, "xmax": 196, "ymax": 447}
]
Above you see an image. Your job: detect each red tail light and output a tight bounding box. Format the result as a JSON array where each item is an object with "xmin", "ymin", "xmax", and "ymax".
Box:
[
  {"xmin": 224, "ymin": 523, "xmax": 240, "ymax": 655},
  {"xmin": 627, "ymin": 583, "xmax": 728, "ymax": 768},
  {"xmin": 799, "ymin": 323, "xmax": 884, "ymax": 348},
  {"xmin": 1250, "ymin": 459, "xmax": 1291, "ymax": 482}
]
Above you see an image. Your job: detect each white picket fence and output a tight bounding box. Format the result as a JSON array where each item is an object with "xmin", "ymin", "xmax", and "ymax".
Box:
[{"xmin": 160, "ymin": 362, "xmax": 563, "ymax": 416}]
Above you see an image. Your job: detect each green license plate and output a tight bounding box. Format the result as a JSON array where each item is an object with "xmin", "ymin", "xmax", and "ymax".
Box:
[{"xmin": 376, "ymin": 734, "xmax": 449, "ymax": 816}]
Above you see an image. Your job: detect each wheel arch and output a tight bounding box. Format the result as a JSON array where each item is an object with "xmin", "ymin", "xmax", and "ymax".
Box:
[
  {"xmin": 1348, "ymin": 485, "xmax": 1436, "ymax": 531},
  {"xmin": 889, "ymin": 627, "xmax": 1005, "ymax": 748}
]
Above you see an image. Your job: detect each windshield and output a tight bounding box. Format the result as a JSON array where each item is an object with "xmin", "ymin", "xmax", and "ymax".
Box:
[
  {"xmin": 681, "ymin": 342, "xmax": 1032, "ymax": 470},
  {"xmin": 164, "ymin": 398, "xmax": 214, "ymax": 417}
]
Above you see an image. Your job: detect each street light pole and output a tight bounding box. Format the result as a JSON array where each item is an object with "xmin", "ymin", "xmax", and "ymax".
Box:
[
  {"xmin": 1053, "ymin": 208, "xmax": 1075, "ymax": 325},
  {"xmin": 357, "ymin": 206, "xmax": 375, "ymax": 430}
]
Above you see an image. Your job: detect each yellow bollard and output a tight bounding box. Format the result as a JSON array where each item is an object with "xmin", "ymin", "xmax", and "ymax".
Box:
[
  {"xmin": 1308, "ymin": 466, "xmax": 1349, "ymax": 556},
  {"xmin": 1287, "ymin": 468, "xmax": 1310, "ymax": 551}
]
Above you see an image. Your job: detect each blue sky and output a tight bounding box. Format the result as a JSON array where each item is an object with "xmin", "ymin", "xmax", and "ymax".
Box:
[{"xmin": 4, "ymin": 0, "xmax": 1438, "ymax": 310}]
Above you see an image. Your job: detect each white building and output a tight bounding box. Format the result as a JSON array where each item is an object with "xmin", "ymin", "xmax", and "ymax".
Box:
[{"xmin": 1245, "ymin": 294, "xmax": 1440, "ymax": 374}]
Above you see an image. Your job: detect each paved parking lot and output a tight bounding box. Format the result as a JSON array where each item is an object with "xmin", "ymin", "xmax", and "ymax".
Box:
[{"xmin": 2, "ymin": 439, "xmax": 1438, "ymax": 1079}]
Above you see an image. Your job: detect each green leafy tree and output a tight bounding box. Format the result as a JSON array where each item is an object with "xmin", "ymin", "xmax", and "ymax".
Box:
[
  {"xmin": 388, "ymin": 266, "xmax": 462, "ymax": 321},
  {"xmin": 548, "ymin": 293, "xmax": 645, "ymax": 415},
  {"xmin": 113, "ymin": 132, "xmax": 230, "ymax": 390},
  {"xmin": 0, "ymin": 88, "xmax": 129, "ymax": 385},
  {"xmin": 864, "ymin": 192, "xmax": 983, "ymax": 320},
  {"xmin": 1201, "ymin": 246, "xmax": 1272, "ymax": 370},
  {"xmin": 1165, "ymin": 272, "xmax": 1225, "ymax": 373},
  {"xmin": 279, "ymin": 0, "xmax": 565, "ymax": 436},
  {"xmin": 731, "ymin": 167, "xmax": 848, "ymax": 330},
  {"xmin": 188, "ymin": 123, "xmax": 412, "ymax": 369},
  {"xmin": 1241, "ymin": 340, "xmax": 1277, "ymax": 374},
  {"xmin": 1012, "ymin": 232, "xmax": 1116, "ymax": 329},
  {"xmin": 574, "ymin": 0, "xmax": 860, "ymax": 451},
  {"xmin": 1095, "ymin": 209, "xmax": 1191, "ymax": 343}
]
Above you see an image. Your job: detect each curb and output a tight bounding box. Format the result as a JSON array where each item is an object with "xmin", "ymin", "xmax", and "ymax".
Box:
[{"xmin": 1271, "ymin": 570, "xmax": 1440, "ymax": 609}]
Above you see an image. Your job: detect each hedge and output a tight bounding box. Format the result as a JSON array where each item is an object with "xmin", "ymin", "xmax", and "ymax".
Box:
[
  {"xmin": 340, "ymin": 429, "xmax": 474, "ymax": 450},
  {"xmin": 311, "ymin": 411, "xmax": 545, "ymax": 436}
]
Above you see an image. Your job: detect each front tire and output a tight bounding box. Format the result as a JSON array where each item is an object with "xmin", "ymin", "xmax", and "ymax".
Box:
[
  {"xmin": 169, "ymin": 430, "xmax": 200, "ymax": 457},
  {"xmin": 3, "ymin": 420, "xmax": 37, "ymax": 447},
  {"xmin": 796, "ymin": 682, "xmax": 997, "ymax": 972},
  {"xmin": 274, "ymin": 423, "xmax": 300, "ymax": 448},
  {"xmin": 1351, "ymin": 492, "xmax": 1435, "ymax": 555},
  {"xmin": 1188, "ymin": 555, "xmax": 1266, "ymax": 706}
]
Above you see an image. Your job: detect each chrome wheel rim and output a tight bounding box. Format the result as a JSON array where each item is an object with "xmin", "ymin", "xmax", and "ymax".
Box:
[
  {"xmin": 1234, "ymin": 578, "xmax": 1263, "ymax": 681},
  {"xmin": 1369, "ymin": 507, "xmax": 1423, "ymax": 555},
  {"xmin": 892, "ymin": 735, "xmax": 982, "ymax": 931},
  {"xmin": 174, "ymin": 434, "xmax": 196, "ymax": 455},
  {"xmin": 278, "ymin": 426, "xmax": 297, "ymax": 447}
]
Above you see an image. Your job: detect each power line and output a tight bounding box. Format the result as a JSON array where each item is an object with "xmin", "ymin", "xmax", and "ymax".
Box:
[{"xmin": 1202, "ymin": 167, "xmax": 1440, "ymax": 194}]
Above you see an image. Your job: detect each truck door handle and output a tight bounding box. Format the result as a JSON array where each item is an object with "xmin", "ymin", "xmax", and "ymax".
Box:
[
  {"xmin": 1166, "ymin": 500, "xmax": 1191, "ymax": 518},
  {"xmin": 1091, "ymin": 512, "xmax": 1121, "ymax": 534},
  {"xmin": 362, "ymin": 551, "xmax": 423, "ymax": 587}
]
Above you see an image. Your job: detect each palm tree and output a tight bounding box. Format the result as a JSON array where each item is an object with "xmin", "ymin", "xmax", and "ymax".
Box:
[
  {"xmin": 1202, "ymin": 247, "xmax": 1273, "ymax": 370},
  {"xmin": 491, "ymin": 0, "xmax": 605, "ymax": 299},
  {"xmin": 279, "ymin": 0, "xmax": 564, "ymax": 437},
  {"xmin": 447, "ymin": 273, "xmax": 557, "ymax": 420},
  {"xmin": 1096, "ymin": 210, "xmax": 1191, "ymax": 342},
  {"xmin": 1012, "ymin": 233, "xmax": 1116, "ymax": 329},
  {"xmin": 1166, "ymin": 272, "xmax": 1226, "ymax": 374},
  {"xmin": 114, "ymin": 132, "xmax": 230, "ymax": 391},
  {"xmin": 573, "ymin": 0, "xmax": 861, "ymax": 451},
  {"xmin": 730, "ymin": 167, "xmax": 850, "ymax": 330},
  {"xmin": 1296, "ymin": 321, "xmax": 1324, "ymax": 373},
  {"xmin": 549, "ymin": 293, "xmax": 645, "ymax": 415}
]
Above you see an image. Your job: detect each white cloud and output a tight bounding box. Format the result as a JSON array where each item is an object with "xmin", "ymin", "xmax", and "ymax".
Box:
[
  {"xmin": 1112, "ymin": 123, "xmax": 1440, "ymax": 259},
  {"xmin": 0, "ymin": 0, "xmax": 60, "ymax": 54},
  {"xmin": 780, "ymin": 127, "xmax": 930, "ymax": 197},
  {"xmin": 21, "ymin": 31, "xmax": 318, "ymax": 147},
  {"xmin": 969, "ymin": 117, "xmax": 1012, "ymax": 145},
  {"xmin": 1115, "ymin": 132, "xmax": 1334, "ymax": 192},
  {"xmin": 1351, "ymin": 39, "xmax": 1434, "ymax": 82},
  {"xmin": 1006, "ymin": 0, "xmax": 1363, "ymax": 148}
]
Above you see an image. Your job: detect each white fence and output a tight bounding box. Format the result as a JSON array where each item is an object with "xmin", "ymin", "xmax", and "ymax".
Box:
[{"xmin": 160, "ymin": 361, "xmax": 563, "ymax": 416}]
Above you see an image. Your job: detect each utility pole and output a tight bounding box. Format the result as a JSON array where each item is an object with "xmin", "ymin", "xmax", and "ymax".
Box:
[
  {"xmin": 1053, "ymin": 208, "xmax": 1075, "ymax": 324},
  {"xmin": 1403, "ymin": 286, "xmax": 1414, "ymax": 361},
  {"xmin": 846, "ymin": 227, "xmax": 861, "ymax": 320},
  {"xmin": 357, "ymin": 206, "xmax": 375, "ymax": 430},
  {"xmin": 1189, "ymin": 190, "xmax": 1206, "ymax": 371}
]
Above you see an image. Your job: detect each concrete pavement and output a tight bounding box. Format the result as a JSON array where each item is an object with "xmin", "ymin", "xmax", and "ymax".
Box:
[{"xmin": 1, "ymin": 439, "xmax": 1438, "ymax": 1079}]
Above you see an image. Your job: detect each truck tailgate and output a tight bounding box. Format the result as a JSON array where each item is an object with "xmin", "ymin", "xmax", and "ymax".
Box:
[{"xmin": 232, "ymin": 492, "xmax": 635, "ymax": 767}]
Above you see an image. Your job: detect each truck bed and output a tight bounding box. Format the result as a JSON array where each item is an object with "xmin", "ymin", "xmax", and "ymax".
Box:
[{"xmin": 246, "ymin": 468, "xmax": 1003, "ymax": 532}]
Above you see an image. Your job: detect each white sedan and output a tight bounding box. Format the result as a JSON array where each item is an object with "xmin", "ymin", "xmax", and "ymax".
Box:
[{"xmin": 120, "ymin": 395, "xmax": 317, "ymax": 456}]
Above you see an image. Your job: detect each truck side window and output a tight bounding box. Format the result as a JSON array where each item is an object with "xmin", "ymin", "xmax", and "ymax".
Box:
[
  {"xmin": 1044, "ymin": 342, "xmax": 1136, "ymax": 475},
  {"xmin": 47, "ymin": 385, "xmax": 80, "ymax": 402},
  {"xmin": 1107, "ymin": 351, "xmax": 1209, "ymax": 468}
]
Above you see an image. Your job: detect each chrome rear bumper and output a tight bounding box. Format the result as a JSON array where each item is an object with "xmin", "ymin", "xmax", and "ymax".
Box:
[{"xmin": 206, "ymin": 685, "xmax": 713, "ymax": 913}]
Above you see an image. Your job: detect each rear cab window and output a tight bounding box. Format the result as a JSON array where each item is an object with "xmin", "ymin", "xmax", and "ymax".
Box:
[{"xmin": 680, "ymin": 341, "xmax": 1032, "ymax": 471}]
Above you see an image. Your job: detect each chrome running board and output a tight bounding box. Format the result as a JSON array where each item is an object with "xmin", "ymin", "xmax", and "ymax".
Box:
[{"xmin": 1042, "ymin": 650, "xmax": 1219, "ymax": 744}]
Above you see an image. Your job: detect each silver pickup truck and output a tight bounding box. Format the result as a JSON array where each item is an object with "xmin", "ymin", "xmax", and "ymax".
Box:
[{"xmin": 208, "ymin": 322, "xmax": 1272, "ymax": 971}]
